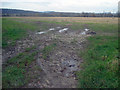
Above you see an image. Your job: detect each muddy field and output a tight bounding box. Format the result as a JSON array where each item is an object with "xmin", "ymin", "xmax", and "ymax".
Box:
[{"xmin": 2, "ymin": 17, "xmax": 118, "ymax": 88}]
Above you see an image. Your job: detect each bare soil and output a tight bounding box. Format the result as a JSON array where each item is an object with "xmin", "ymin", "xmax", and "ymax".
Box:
[{"xmin": 3, "ymin": 22, "xmax": 94, "ymax": 88}]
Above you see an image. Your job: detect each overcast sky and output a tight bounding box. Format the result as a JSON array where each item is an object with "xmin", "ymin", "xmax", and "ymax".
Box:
[{"xmin": 1, "ymin": 0, "xmax": 119, "ymax": 13}]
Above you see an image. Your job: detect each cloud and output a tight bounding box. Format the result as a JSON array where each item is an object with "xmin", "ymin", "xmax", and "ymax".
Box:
[{"xmin": 1, "ymin": 0, "xmax": 119, "ymax": 13}]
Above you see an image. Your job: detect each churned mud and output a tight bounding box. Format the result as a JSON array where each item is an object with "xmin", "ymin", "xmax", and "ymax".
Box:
[{"xmin": 2, "ymin": 22, "xmax": 96, "ymax": 88}]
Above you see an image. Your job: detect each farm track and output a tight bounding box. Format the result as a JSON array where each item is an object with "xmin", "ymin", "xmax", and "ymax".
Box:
[{"xmin": 3, "ymin": 22, "xmax": 92, "ymax": 88}]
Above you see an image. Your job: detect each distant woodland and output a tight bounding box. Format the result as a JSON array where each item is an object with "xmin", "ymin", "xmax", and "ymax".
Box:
[{"xmin": 0, "ymin": 9, "xmax": 119, "ymax": 17}]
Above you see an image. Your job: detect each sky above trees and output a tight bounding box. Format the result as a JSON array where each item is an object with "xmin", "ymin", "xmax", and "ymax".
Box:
[{"xmin": 1, "ymin": 0, "xmax": 119, "ymax": 13}]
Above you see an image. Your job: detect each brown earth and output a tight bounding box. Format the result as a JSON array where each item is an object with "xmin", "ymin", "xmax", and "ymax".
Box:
[
  {"xmin": 4, "ymin": 17, "xmax": 118, "ymax": 24},
  {"xmin": 2, "ymin": 21, "xmax": 95, "ymax": 88}
]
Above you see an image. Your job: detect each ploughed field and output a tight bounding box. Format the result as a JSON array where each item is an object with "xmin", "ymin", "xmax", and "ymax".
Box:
[{"xmin": 2, "ymin": 17, "xmax": 119, "ymax": 88}]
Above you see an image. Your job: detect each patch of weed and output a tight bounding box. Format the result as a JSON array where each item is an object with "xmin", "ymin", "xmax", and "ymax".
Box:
[
  {"xmin": 70, "ymin": 23, "xmax": 84, "ymax": 30},
  {"xmin": 25, "ymin": 46, "xmax": 36, "ymax": 52},
  {"xmin": 71, "ymin": 38, "xmax": 77, "ymax": 44},
  {"xmin": 2, "ymin": 46, "xmax": 38, "ymax": 88},
  {"xmin": 42, "ymin": 43, "xmax": 56, "ymax": 59},
  {"xmin": 2, "ymin": 66, "xmax": 26, "ymax": 88},
  {"xmin": 2, "ymin": 18, "xmax": 37, "ymax": 48},
  {"xmin": 77, "ymin": 35, "xmax": 118, "ymax": 88}
]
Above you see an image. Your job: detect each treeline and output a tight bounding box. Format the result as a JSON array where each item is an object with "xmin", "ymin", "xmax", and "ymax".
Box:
[{"xmin": 0, "ymin": 9, "xmax": 119, "ymax": 17}]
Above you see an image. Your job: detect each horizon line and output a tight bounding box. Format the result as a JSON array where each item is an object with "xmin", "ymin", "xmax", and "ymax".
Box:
[{"xmin": 1, "ymin": 8, "xmax": 118, "ymax": 13}]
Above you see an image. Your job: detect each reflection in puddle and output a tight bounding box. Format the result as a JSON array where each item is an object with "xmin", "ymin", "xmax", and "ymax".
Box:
[
  {"xmin": 85, "ymin": 28, "xmax": 89, "ymax": 31},
  {"xmin": 80, "ymin": 28, "xmax": 89, "ymax": 35},
  {"xmin": 36, "ymin": 27, "xmax": 68, "ymax": 35},
  {"xmin": 81, "ymin": 31, "xmax": 86, "ymax": 35},
  {"xmin": 49, "ymin": 28, "xmax": 55, "ymax": 31},
  {"xmin": 36, "ymin": 31, "xmax": 46, "ymax": 34},
  {"xmin": 59, "ymin": 28, "xmax": 68, "ymax": 33}
]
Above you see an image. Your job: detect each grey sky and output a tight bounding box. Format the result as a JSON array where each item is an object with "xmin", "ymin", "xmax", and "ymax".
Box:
[{"xmin": 1, "ymin": 0, "xmax": 119, "ymax": 13}]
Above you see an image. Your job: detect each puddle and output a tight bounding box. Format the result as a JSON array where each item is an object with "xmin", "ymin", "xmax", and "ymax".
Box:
[
  {"xmin": 49, "ymin": 28, "xmax": 55, "ymax": 31},
  {"xmin": 80, "ymin": 29, "xmax": 89, "ymax": 35},
  {"xmin": 36, "ymin": 31, "xmax": 46, "ymax": 34},
  {"xmin": 62, "ymin": 60, "xmax": 78, "ymax": 71},
  {"xmin": 85, "ymin": 28, "xmax": 89, "ymax": 31},
  {"xmin": 59, "ymin": 28, "xmax": 68, "ymax": 33},
  {"xmin": 61, "ymin": 59, "xmax": 78, "ymax": 77},
  {"xmin": 36, "ymin": 27, "xmax": 66, "ymax": 35},
  {"xmin": 81, "ymin": 31, "xmax": 86, "ymax": 35}
]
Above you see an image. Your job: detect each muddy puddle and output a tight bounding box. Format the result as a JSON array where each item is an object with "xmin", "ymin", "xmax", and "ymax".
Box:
[
  {"xmin": 36, "ymin": 27, "xmax": 69, "ymax": 35},
  {"xmin": 81, "ymin": 31, "xmax": 86, "ymax": 35},
  {"xmin": 80, "ymin": 28, "xmax": 89, "ymax": 35},
  {"xmin": 49, "ymin": 28, "xmax": 55, "ymax": 31},
  {"xmin": 85, "ymin": 28, "xmax": 89, "ymax": 31},
  {"xmin": 61, "ymin": 59, "xmax": 80, "ymax": 77},
  {"xmin": 36, "ymin": 31, "xmax": 46, "ymax": 34},
  {"xmin": 59, "ymin": 28, "xmax": 68, "ymax": 33}
]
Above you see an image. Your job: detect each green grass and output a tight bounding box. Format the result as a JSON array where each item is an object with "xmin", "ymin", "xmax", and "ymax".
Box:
[
  {"xmin": 88, "ymin": 23, "xmax": 118, "ymax": 35},
  {"xmin": 70, "ymin": 24, "xmax": 83, "ymax": 30},
  {"xmin": 77, "ymin": 23, "xmax": 119, "ymax": 88},
  {"xmin": 31, "ymin": 20, "xmax": 69, "ymax": 25},
  {"xmin": 3, "ymin": 43, "xmax": 56, "ymax": 88},
  {"xmin": 3, "ymin": 66, "xmax": 26, "ymax": 88},
  {"xmin": 42, "ymin": 43, "xmax": 57, "ymax": 60},
  {"xmin": 2, "ymin": 18, "xmax": 37, "ymax": 48},
  {"xmin": 2, "ymin": 46, "xmax": 38, "ymax": 88},
  {"xmin": 25, "ymin": 46, "xmax": 36, "ymax": 52}
]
